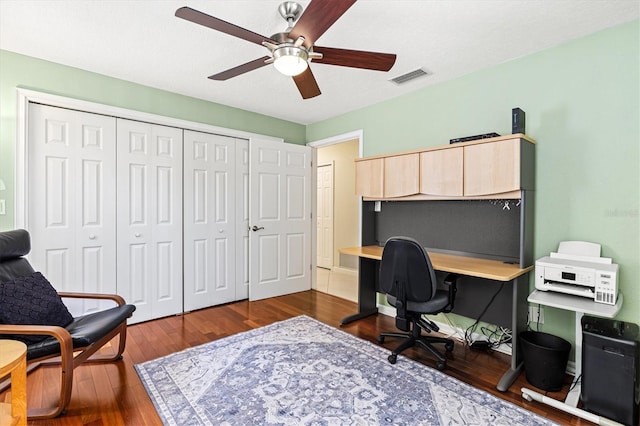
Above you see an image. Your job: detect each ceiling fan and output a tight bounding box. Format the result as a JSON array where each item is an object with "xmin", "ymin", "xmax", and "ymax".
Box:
[{"xmin": 175, "ymin": 0, "xmax": 397, "ymax": 99}]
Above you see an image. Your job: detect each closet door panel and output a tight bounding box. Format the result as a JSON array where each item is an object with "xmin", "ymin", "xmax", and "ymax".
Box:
[
  {"xmin": 236, "ymin": 140, "xmax": 250, "ymax": 300},
  {"xmin": 117, "ymin": 119, "xmax": 183, "ymax": 323},
  {"xmin": 183, "ymin": 130, "xmax": 237, "ymax": 311},
  {"xmin": 27, "ymin": 103, "xmax": 116, "ymax": 317}
]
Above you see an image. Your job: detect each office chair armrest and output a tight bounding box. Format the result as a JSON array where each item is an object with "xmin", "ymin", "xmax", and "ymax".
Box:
[
  {"xmin": 443, "ymin": 274, "xmax": 459, "ymax": 312},
  {"xmin": 58, "ymin": 292, "xmax": 127, "ymax": 306}
]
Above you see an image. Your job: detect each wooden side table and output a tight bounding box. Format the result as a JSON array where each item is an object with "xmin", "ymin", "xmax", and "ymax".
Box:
[{"xmin": 0, "ymin": 340, "xmax": 27, "ymax": 426}]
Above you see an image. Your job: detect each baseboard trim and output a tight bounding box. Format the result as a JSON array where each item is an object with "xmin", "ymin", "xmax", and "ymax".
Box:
[
  {"xmin": 377, "ymin": 303, "xmax": 578, "ymax": 375},
  {"xmin": 331, "ymin": 266, "xmax": 358, "ymax": 276}
]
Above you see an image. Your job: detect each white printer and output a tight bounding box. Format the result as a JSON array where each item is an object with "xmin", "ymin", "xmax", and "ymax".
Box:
[{"xmin": 535, "ymin": 241, "xmax": 619, "ymax": 305}]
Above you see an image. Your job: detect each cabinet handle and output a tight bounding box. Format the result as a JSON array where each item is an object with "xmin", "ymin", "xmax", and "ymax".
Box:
[
  {"xmin": 251, "ymin": 225, "xmax": 264, "ymax": 232},
  {"xmin": 89, "ymin": 234, "xmax": 96, "ymax": 240},
  {"xmin": 135, "ymin": 233, "xmax": 141, "ymax": 237}
]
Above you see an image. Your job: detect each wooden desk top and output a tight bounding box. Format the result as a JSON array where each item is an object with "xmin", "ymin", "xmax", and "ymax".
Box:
[{"xmin": 339, "ymin": 246, "xmax": 533, "ymax": 282}]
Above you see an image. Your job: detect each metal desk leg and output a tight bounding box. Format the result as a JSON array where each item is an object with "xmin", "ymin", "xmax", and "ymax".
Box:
[
  {"xmin": 498, "ymin": 362, "xmax": 524, "ymax": 392},
  {"xmin": 340, "ymin": 257, "xmax": 379, "ymax": 325},
  {"xmin": 497, "ymin": 275, "xmax": 528, "ymax": 391}
]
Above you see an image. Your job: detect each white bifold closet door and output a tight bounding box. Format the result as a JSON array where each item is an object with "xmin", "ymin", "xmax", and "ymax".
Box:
[
  {"xmin": 26, "ymin": 103, "xmax": 117, "ymax": 317},
  {"xmin": 183, "ymin": 130, "xmax": 249, "ymax": 311},
  {"xmin": 25, "ymin": 100, "xmax": 310, "ymax": 322},
  {"xmin": 116, "ymin": 119, "xmax": 183, "ymax": 324}
]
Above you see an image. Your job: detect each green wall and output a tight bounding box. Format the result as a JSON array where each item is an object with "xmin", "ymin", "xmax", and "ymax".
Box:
[
  {"xmin": 0, "ymin": 50, "xmax": 306, "ymax": 229},
  {"xmin": 308, "ymin": 20, "xmax": 640, "ymax": 347},
  {"xmin": 0, "ymin": 20, "xmax": 638, "ymax": 355}
]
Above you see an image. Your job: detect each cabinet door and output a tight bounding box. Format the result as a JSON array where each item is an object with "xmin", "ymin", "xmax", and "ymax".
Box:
[
  {"xmin": 420, "ymin": 148, "xmax": 463, "ymax": 196},
  {"xmin": 384, "ymin": 153, "xmax": 419, "ymax": 198},
  {"xmin": 464, "ymin": 139, "xmax": 520, "ymax": 196},
  {"xmin": 355, "ymin": 158, "xmax": 384, "ymax": 198}
]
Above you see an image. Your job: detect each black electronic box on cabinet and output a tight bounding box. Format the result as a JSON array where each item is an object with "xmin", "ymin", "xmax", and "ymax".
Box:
[
  {"xmin": 512, "ymin": 107, "xmax": 526, "ymax": 134},
  {"xmin": 581, "ymin": 315, "xmax": 639, "ymax": 425}
]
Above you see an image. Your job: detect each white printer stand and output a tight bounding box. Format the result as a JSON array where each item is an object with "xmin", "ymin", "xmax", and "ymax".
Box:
[{"xmin": 523, "ymin": 290, "xmax": 623, "ymax": 425}]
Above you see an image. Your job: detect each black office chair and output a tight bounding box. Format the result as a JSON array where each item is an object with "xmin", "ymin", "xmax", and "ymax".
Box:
[{"xmin": 377, "ymin": 236, "xmax": 458, "ymax": 370}]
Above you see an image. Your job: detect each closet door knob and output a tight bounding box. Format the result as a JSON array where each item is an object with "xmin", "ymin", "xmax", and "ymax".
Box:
[
  {"xmin": 251, "ymin": 225, "xmax": 264, "ymax": 232},
  {"xmin": 89, "ymin": 234, "xmax": 96, "ymax": 240},
  {"xmin": 135, "ymin": 233, "xmax": 141, "ymax": 237}
]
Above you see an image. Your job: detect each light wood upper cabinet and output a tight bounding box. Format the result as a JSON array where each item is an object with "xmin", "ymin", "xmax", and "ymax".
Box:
[
  {"xmin": 420, "ymin": 147, "xmax": 463, "ymax": 196},
  {"xmin": 464, "ymin": 138, "xmax": 520, "ymax": 196},
  {"xmin": 384, "ymin": 153, "xmax": 420, "ymax": 197},
  {"xmin": 355, "ymin": 157, "xmax": 384, "ymax": 198},
  {"xmin": 355, "ymin": 135, "xmax": 534, "ymax": 200}
]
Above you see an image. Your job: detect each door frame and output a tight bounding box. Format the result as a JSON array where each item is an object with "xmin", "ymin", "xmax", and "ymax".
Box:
[
  {"xmin": 14, "ymin": 88, "xmax": 284, "ymax": 229},
  {"xmin": 308, "ymin": 130, "xmax": 363, "ymax": 290}
]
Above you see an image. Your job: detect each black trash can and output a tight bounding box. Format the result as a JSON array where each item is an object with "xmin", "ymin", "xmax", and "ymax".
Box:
[{"xmin": 519, "ymin": 331, "xmax": 571, "ymax": 391}]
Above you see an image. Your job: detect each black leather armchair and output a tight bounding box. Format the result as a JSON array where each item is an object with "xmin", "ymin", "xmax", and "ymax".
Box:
[
  {"xmin": 0, "ymin": 229, "xmax": 136, "ymax": 419},
  {"xmin": 377, "ymin": 236, "xmax": 458, "ymax": 370}
]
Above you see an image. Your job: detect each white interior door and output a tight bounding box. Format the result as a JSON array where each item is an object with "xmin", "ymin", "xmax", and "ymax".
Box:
[
  {"xmin": 27, "ymin": 103, "xmax": 117, "ymax": 317},
  {"xmin": 249, "ymin": 139, "xmax": 312, "ymax": 301},
  {"xmin": 116, "ymin": 119, "xmax": 183, "ymax": 323},
  {"xmin": 183, "ymin": 130, "xmax": 239, "ymax": 311},
  {"xmin": 316, "ymin": 163, "xmax": 334, "ymax": 269}
]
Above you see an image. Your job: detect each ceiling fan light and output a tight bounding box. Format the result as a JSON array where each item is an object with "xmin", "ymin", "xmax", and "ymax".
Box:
[{"xmin": 273, "ymin": 46, "xmax": 309, "ymax": 76}]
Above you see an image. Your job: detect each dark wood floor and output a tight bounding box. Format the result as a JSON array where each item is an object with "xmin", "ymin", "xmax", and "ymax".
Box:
[{"xmin": 4, "ymin": 290, "xmax": 593, "ymax": 425}]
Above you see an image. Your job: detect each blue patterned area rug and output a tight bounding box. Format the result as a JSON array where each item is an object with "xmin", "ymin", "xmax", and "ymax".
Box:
[{"xmin": 135, "ymin": 315, "xmax": 555, "ymax": 425}]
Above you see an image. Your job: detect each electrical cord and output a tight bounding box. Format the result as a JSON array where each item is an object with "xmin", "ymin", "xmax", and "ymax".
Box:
[
  {"xmin": 569, "ymin": 374, "xmax": 582, "ymax": 392},
  {"xmin": 480, "ymin": 325, "xmax": 512, "ymax": 350},
  {"xmin": 439, "ymin": 313, "xmax": 466, "ymax": 341},
  {"xmin": 465, "ymin": 281, "xmax": 506, "ymax": 348},
  {"xmin": 526, "ymin": 303, "xmax": 542, "ymax": 332}
]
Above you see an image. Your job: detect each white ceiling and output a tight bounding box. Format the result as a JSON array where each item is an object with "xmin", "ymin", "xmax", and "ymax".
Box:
[{"xmin": 1, "ymin": 1, "xmax": 637, "ymax": 125}]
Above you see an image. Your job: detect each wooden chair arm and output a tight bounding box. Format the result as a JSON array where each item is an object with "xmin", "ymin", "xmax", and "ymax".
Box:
[
  {"xmin": 57, "ymin": 292, "xmax": 126, "ymax": 306},
  {"xmin": 0, "ymin": 324, "xmax": 75, "ymax": 418},
  {"xmin": 0, "ymin": 324, "xmax": 73, "ymax": 352}
]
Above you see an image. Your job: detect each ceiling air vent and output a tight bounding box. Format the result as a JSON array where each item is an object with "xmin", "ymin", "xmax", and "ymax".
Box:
[{"xmin": 390, "ymin": 68, "xmax": 430, "ymax": 85}]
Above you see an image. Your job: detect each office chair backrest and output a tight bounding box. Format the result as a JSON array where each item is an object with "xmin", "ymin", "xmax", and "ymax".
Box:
[
  {"xmin": 379, "ymin": 236, "xmax": 437, "ymax": 303},
  {"xmin": 0, "ymin": 229, "xmax": 35, "ymax": 282}
]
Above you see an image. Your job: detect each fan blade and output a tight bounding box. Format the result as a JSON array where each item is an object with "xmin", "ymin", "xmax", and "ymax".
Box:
[
  {"xmin": 313, "ymin": 46, "xmax": 396, "ymax": 71},
  {"xmin": 289, "ymin": 0, "xmax": 356, "ymax": 48},
  {"xmin": 292, "ymin": 68, "xmax": 321, "ymax": 99},
  {"xmin": 208, "ymin": 56, "xmax": 271, "ymax": 80},
  {"xmin": 176, "ymin": 6, "xmax": 275, "ymax": 46}
]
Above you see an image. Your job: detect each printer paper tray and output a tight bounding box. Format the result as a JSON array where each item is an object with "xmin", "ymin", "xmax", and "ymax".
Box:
[{"xmin": 539, "ymin": 281, "xmax": 594, "ymax": 299}]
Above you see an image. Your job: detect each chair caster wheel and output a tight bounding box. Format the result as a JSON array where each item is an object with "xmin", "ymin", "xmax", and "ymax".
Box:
[
  {"xmin": 377, "ymin": 336, "xmax": 385, "ymax": 344},
  {"xmin": 388, "ymin": 354, "xmax": 397, "ymax": 364},
  {"xmin": 436, "ymin": 361, "xmax": 446, "ymax": 370},
  {"xmin": 445, "ymin": 342, "xmax": 454, "ymax": 352}
]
